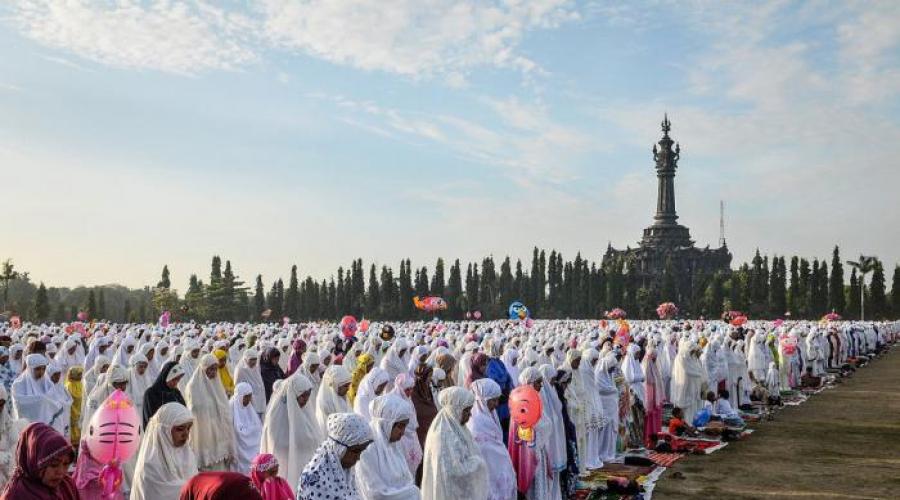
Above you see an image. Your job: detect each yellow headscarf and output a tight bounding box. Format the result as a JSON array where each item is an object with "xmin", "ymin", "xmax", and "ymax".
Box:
[
  {"xmin": 64, "ymin": 366, "xmax": 84, "ymax": 445},
  {"xmin": 213, "ymin": 349, "xmax": 235, "ymax": 397},
  {"xmin": 347, "ymin": 353, "xmax": 374, "ymax": 405}
]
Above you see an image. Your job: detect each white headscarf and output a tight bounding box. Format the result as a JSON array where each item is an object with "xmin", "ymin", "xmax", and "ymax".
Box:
[
  {"xmin": 421, "ymin": 387, "xmax": 488, "ymax": 500},
  {"xmin": 353, "ymin": 367, "xmax": 391, "ymax": 422},
  {"xmin": 127, "ymin": 353, "xmax": 153, "ymax": 416},
  {"xmin": 234, "ymin": 349, "xmax": 266, "ymax": 416},
  {"xmin": 45, "ymin": 361, "xmax": 73, "ymax": 438},
  {"xmin": 0, "ymin": 386, "xmax": 27, "ymax": 487},
  {"xmin": 130, "ymin": 402, "xmax": 198, "ymax": 500},
  {"xmin": 82, "ymin": 354, "xmax": 111, "ymax": 399},
  {"xmin": 297, "ymin": 413, "xmax": 373, "ymax": 500},
  {"xmin": 466, "ymin": 378, "xmax": 516, "ymax": 500},
  {"xmin": 184, "ymin": 353, "xmax": 235, "ymax": 468},
  {"xmin": 260, "ymin": 373, "xmax": 322, "ymax": 490},
  {"xmin": 230, "ymin": 382, "xmax": 262, "ymax": 474},
  {"xmin": 82, "ymin": 364, "xmax": 128, "ymax": 438},
  {"xmin": 11, "ymin": 354, "xmax": 62, "ymax": 424},
  {"xmin": 622, "ymin": 343, "xmax": 646, "ymax": 406},
  {"xmin": 316, "ymin": 365, "xmax": 352, "ymax": 433},
  {"xmin": 355, "ymin": 394, "xmax": 420, "ymax": 500}
]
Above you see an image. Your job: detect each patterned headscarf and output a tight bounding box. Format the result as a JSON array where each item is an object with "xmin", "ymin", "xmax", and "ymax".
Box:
[{"xmin": 296, "ymin": 413, "xmax": 373, "ymax": 500}]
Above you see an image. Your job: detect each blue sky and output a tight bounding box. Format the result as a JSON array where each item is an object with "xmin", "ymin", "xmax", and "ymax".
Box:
[{"xmin": 1, "ymin": 0, "xmax": 899, "ymax": 290}]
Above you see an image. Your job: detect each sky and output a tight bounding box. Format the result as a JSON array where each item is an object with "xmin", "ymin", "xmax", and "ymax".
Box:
[{"xmin": 1, "ymin": 0, "xmax": 899, "ymax": 291}]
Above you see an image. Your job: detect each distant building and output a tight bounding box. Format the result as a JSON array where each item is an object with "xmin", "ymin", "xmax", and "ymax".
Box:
[{"xmin": 602, "ymin": 116, "xmax": 731, "ymax": 311}]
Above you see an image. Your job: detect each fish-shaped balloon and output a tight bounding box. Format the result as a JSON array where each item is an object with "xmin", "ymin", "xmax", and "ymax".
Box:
[
  {"xmin": 85, "ymin": 390, "xmax": 141, "ymax": 497},
  {"xmin": 414, "ymin": 296, "xmax": 448, "ymax": 312}
]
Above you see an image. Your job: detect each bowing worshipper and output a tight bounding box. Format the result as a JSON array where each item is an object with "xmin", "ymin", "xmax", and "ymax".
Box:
[
  {"xmin": 286, "ymin": 340, "xmax": 306, "ymax": 377},
  {"xmin": 670, "ymin": 339, "xmax": 705, "ymax": 424},
  {"xmin": 466, "ymin": 378, "xmax": 516, "ymax": 500},
  {"xmin": 81, "ymin": 365, "xmax": 129, "ymax": 440},
  {"xmin": 353, "ymin": 367, "xmax": 391, "ymax": 422},
  {"xmin": 11, "ymin": 354, "xmax": 64, "ymax": 426},
  {"xmin": 0, "ymin": 387, "xmax": 27, "ymax": 489},
  {"xmin": 213, "ymin": 349, "xmax": 235, "ymax": 398},
  {"xmin": 407, "ymin": 346, "xmax": 428, "ymax": 376},
  {"xmin": 300, "ymin": 352, "xmax": 322, "ymax": 396},
  {"xmin": 249, "ymin": 454, "xmax": 294, "ymax": 500},
  {"xmin": 296, "ymin": 413, "xmax": 374, "ymax": 500},
  {"xmin": 64, "ymin": 367, "xmax": 83, "ymax": 447},
  {"xmin": 355, "ymin": 394, "xmax": 421, "ymax": 500},
  {"xmin": 642, "ymin": 341, "xmax": 666, "ymax": 448},
  {"xmin": 142, "ymin": 361, "xmax": 186, "ymax": 426},
  {"xmin": 184, "ymin": 354, "xmax": 236, "ymax": 471},
  {"xmin": 421, "ymin": 386, "xmax": 487, "ymax": 500},
  {"xmin": 0, "ymin": 348, "xmax": 16, "ymax": 392},
  {"xmin": 0, "ymin": 422, "xmax": 78, "ymax": 500},
  {"xmin": 594, "ymin": 353, "xmax": 619, "ymax": 462},
  {"xmin": 348, "ymin": 354, "xmax": 375, "ymax": 406},
  {"xmin": 315, "ymin": 365, "xmax": 352, "ymax": 434},
  {"xmin": 276, "ymin": 339, "xmax": 291, "ymax": 374},
  {"xmin": 178, "ymin": 472, "xmax": 263, "ymax": 500},
  {"xmin": 235, "ymin": 349, "xmax": 267, "ymax": 421},
  {"xmin": 8, "ymin": 345, "xmax": 25, "ymax": 377},
  {"xmin": 464, "ymin": 352, "xmax": 488, "ymax": 389},
  {"xmin": 509, "ymin": 368, "xmax": 555, "ymax": 500},
  {"xmin": 82, "ymin": 355, "xmax": 110, "ymax": 401},
  {"xmin": 260, "ymin": 373, "xmax": 321, "ymax": 490},
  {"xmin": 259, "ymin": 348, "xmax": 285, "ymax": 403},
  {"xmin": 389, "ymin": 373, "xmax": 423, "ymax": 476},
  {"xmin": 537, "ymin": 364, "xmax": 566, "ymax": 499},
  {"xmin": 409, "ymin": 365, "xmax": 438, "ymax": 485},
  {"xmin": 45, "ymin": 362, "xmax": 73, "ymax": 440},
  {"xmin": 564, "ymin": 350, "xmax": 605, "ymax": 472},
  {"xmin": 230, "ymin": 382, "xmax": 262, "ymax": 475},
  {"xmin": 130, "ymin": 402, "xmax": 198, "ymax": 500},
  {"xmin": 125, "ymin": 354, "xmax": 152, "ymax": 427}
]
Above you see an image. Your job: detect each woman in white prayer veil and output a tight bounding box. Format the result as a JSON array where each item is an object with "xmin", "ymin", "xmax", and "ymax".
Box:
[
  {"xmin": 230, "ymin": 382, "xmax": 262, "ymax": 474},
  {"xmin": 538, "ymin": 364, "xmax": 566, "ymax": 500},
  {"xmin": 564, "ymin": 349, "xmax": 604, "ymax": 472},
  {"xmin": 670, "ymin": 340, "xmax": 704, "ymax": 424},
  {"xmin": 11, "ymin": 354, "xmax": 63, "ymax": 425},
  {"xmin": 353, "ymin": 367, "xmax": 391, "ymax": 422},
  {"xmin": 45, "ymin": 361, "xmax": 73, "ymax": 439},
  {"xmin": 84, "ymin": 337, "xmax": 112, "ymax": 372},
  {"xmin": 234, "ymin": 349, "xmax": 267, "ymax": 421},
  {"xmin": 82, "ymin": 365, "xmax": 129, "ymax": 439},
  {"xmin": 126, "ymin": 353, "xmax": 153, "ymax": 423},
  {"xmin": 184, "ymin": 353, "xmax": 235, "ymax": 471},
  {"xmin": 260, "ymin": 373, "xmax": 321, "ymax": 489},
  {"xmin": 355, "ymin": 394, "xmax": 421, "ymax": 500},
  {"xmin": 595, "ymin": 352, "xmax": 620, "ymax": 462},
  {"xmin": 379, "ymin": 339, "xmax": 409, "ymax": 389},
  {"xmin": 316, "ymin": 365, "xmax": 352, "ymax": 434},
  {"xmin": 300, "ymin": 351, "xmax": 322, "ymax": 395},
  {"xmin": 421, "ymin": 386, "xmax": 488, "ymax": 500},
  {"xmin": 501, "ymin": 348, "xmax": 520, "ymax": 387},
  {"xmin": 82, "ymin": 355, "xmax": 111, "ymax": 403},
  {"xmin": 130, "ymin": 402, "xmax": 198, "ymax": 500},
  {"xmin": 296, "ymin": 413, "xmax": 374, "ymax": 500},
  {"xmin": 111, "ymin": 336, "xmax": 137, "ymax": 368},
  {"xmin": 0, "ymin": 385, "xmax": 28, "ymax": 487},
  {"xmin": 56, "ymin": 338, "xmax": 84, "ymax": 376},
  {"xmin": 622, "ymin": 344, "xmax": 646, "ymax": 407},
  {"xmin": 466, "ymin": 378, "xmax": 515, "ymax": 500}
]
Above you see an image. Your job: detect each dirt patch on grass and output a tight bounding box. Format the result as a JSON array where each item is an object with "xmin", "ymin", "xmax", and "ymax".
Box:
[{"xmin": 654, "ymin": 347, "xmax": 900, "ymax": 500}]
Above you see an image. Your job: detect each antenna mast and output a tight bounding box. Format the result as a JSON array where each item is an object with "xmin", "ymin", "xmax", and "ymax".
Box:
[{"xmin": 719, "ymin": 200, "xmax": 726, "ymax": 247}]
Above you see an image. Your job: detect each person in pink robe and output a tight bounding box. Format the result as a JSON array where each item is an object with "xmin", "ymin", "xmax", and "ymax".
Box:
[
  {"xmin": 249, "ymin": 454, "xmax": 293, "ymax": 500},
  {"xmin": 642, "ymin": 341, "xmax": 666, "ymax": 448},
  {"xmin": 73, "ymin": 440, "xmax": 124, "ymax": 500}
]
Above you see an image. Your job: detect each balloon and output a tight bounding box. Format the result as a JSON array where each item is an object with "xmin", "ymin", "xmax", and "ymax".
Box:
[
  {"xmin": 77, "ymin": 311, "xmax": 88, "ymax": 322},
  {"xmin": 524, "ymin": 317, "xmax": 534, "ymax": 329},
  {"xmin": 158, "ymin": 311, "xmax": 170, "ymax": 328},
  {"xmin": 379, "ymin": 324, "xmax": 395, "ymax": 341},
  {"xmin": 413, "ymin": 296, "xmax": 448, "ymax": 313},
  {"xmin": 508, "ymin": 301, "xmax": 529, "ymax": 320},
  {"xmin": 9, "ymin": 316, "xmax": 20, "ymax": 329},
  {"xmin": 509, "ymin": 385, "xmax": 542, "ymax": 442},
  {"xmin": 85, "ymin": 390, "xmax": 141, "ymax": 496},
  {"xmin": 340, "ymin": 315, "xmax": 358, "ymax": 339},
  {"xmin": 473, "ymin": 311, "xmax": 482, "ymax": 320},
  {"xmin": 465, "ymin": 312, "xmax": 472, "ymax": 320},
  {"xmin": 359, "ymin": 319, "xmax": 370, "ymax": 333}
]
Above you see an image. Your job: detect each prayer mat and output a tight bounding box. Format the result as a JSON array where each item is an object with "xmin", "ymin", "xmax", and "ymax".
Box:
[{"xmin": 647, "ymin": 451, "xmax": 684, "ymax": 467}]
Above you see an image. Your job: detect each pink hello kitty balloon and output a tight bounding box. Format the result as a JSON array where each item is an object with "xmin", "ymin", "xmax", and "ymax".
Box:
[{"xmin": 86, "ymin": 389, "xmax": 141, "ymax": 464}]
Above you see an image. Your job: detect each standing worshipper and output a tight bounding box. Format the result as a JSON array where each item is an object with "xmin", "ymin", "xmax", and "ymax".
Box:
[
  {"xmin": 260, "ymin": 374, "xmax": 321, "ymax": 489},
  {"xmin": 315, "ymin": 365, "xmax": 352, "ymax": 434},
  {"xmin": 296, "ymin": 413, "xmax": 374, "ymax": 500},
  {"xmin": 286, "ymin": 340, "xmax": 306, "ymax": 377},
  {"xmin": 45, "ymin": 362, "xmax": 73, "ymax": 440},
  {"xmin": 82, "ymin": 356, "xmax": 110, "ymax": 400},
  {"xmin": 142, "ymin": 361, "xmax": 186, "ymax": 426},
  {"xmin": 509, "ymin": 368, "xmax": 554, "ymax": 500},
  {"xmin": 594, "ymin": 353, "xmax": 619, "ymax": 462},
  {"xmin": 409, "ymin": 365, "xmax": 438, "ymax": 485},
  {"xmin": 229, "ymin": 383, "xmax": 262, "ymax": 475},
  {"xmin": 564, "ymin": 350, "xmax": 605, "ymax": 472},
  {"xmin": 0, "ymin": 348, "xmax": 17, "ymax": 392},
  {"xmin": 670, "ymin": 340, "xmax": 704, "ymax": 424},
  {"xmin": 389, "ymin": 373, "xmax": 423, "ymax": 476},
  {"xmin": 551, "ymin": 369, "xmax": 580, "ymax": 499},
  {"xmin": 184, "ymin": 354, "xmax": 235, "ymax": 471},
  {"xmin": 125, "ymin": 354, "xmax": 152, "ymax": 427},
  {"xmin": 347, "ymin": 354, "xmax": 375, "ymax": 406},
  {"xmin": 420, "ymin": 387, "xmax": 488, "ymax": 500},
  {"xmin": 0, "ymin": 387, "xmax": 27, "ymax": 489},
  {"xmin": 249, "ymin": 454, "xmax": 293, "ymax": 500},
  {"xmin": 259, "ymin": 348, "xmax": 285, "ymax": 403},
  {"xmin": 379, "ymin": 339, "xmax": 409, "ymax": 385},
  {"xmin": 234, "ymin": 350, "xmax": 266, "ymax": 421},
  {"xmin": 466, "ymin": 378, "xmax": 516, "ymax": 500},
  {"xmin": 353, "ymin": 367, "xmax": 390, "ymax": 422},
  {"xmin": 0, "ymin": 422, "xmax": 78, "ymax": 500},
  {"xmin": 537, "ymin": 364, "xmax": 566, "ymax": 500},
  {"xmin": 484, "ymin": 341, "xmax": 514, "ymax": 443},
  {"xmin": 355, "ymin": 394, "xmax": 421, "ymax": 500},
  {"xmin": 213, "ymin": 349, "xmax": 235, "ymax": 398},
  {"xmin": 642, "ymin": 342, "xmax": 666, "ymax": 447},
  {"xmin": 63, "ymin": 367, "xmax": 83, "ymax": 447},
  {"xmin": 130, "ymin": 402, "xmax": 198, "ymax": 500},
  {"xmin": 11, "ymin": 354, "xmax": 63, "ymax": 425}
]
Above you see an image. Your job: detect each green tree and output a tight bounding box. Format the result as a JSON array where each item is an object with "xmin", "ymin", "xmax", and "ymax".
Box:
[
  {"xmin": 285, "ymin": 265, "xmax": 300, "ymax": 319},
  {"xmin": 446, "ymin": 260, "xmax": 463, "ymax": 319},
  {"xmin": 847, "ymin": 268, "xmax": 860, "ymax": 320},
  {"xmin": 788, "ymin": 256, "xmax": 800, "ymax": 316},
  {"xmin": 769, "ymin": 256, "xmax": 787, "ymax": 317},
  {"xmin": 431, "ymin": 258, "xmax": 446, "ymax": 297},
  {"xmin": 185, "ymin": 274, "xmax": 207, "ymax": 320},
  {"xmin": 157, "ymin": 265, "xmax": 171, "ymax": 289},
  {"xmin": 869, "ymin": 260, "xmax": 887, "ymax": 319},
  {"xmin": 98, "ymin": 289, "xmax": 107, "ymax": 319},
  {"xmin": 846, "ymin": 255, "xmax": 877, "ymax": 320},
  {"xmin": 122, "ymin": 300, "xmax": 132, "ymax": 323},
  {"xmin": 31, "ymin": 283, "xmax": 50, "ymax": 322},
  {"xmin": 0, "ymin": 259, "xmax": 25, "ymax": 311},
  {"xmin": 829, "ymin": 246, "xmax": 845, "ymax": 314},
  {"xmin": 891, "ymin": 266, "xmax": 900, "ymax": 318},
  {"xmin": 86, "ymin": 290, "xmax": 98, "ymax": 320},
  {"xmin": 366, "ymin": 264, "xmax": 380, "ymax": 318},
  {"xmin": 704, "ymin": 272, "xmax": 725, "ymax": 317}
]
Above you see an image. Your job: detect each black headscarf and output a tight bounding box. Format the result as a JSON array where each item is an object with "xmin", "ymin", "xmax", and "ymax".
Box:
[
  {"xmin": 142, "ymin": 361, "xmax": 186, "ymax": 427},
  {"xmin": 259, "ymin": 347, "xmax": 284, "ymax": 403}
]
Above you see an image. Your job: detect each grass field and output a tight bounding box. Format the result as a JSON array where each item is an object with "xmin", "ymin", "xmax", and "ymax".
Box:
[{"xmin": 654, "ymin": 346, "xmax": 900, "ymax": 500}]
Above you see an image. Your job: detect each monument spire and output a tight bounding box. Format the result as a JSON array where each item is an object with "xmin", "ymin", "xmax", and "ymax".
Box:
[{"xmin": 641, "ymin": 115, "xmax": 692, "ymax": 248}]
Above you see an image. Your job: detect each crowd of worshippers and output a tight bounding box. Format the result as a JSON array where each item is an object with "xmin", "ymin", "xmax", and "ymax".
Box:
[{"xmin": 0, "ymin": 318, "xmax": 895, "ymax": 500}]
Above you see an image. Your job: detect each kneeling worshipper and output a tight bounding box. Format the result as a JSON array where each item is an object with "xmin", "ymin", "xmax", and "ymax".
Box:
[
  {"xmin": 230, "ymin": 382, "xmax": 262, "ymax": 475},
  {"xmin": 142, "ymin": 361, "xmax": 186, "ymax": 426},
  {"xmin": 296, "ymin": 412, "xmax": 374, "ymax": 500},
  {"xmin": 355, "ymin": 394, "xmax": 421, "ymax": 500},
  {"xmin": 130, "ymin": 402, "xmax": 198, "ymax": 500},
  {"xmin": 260, "ymin": 373, "xmax": 321, "ymax": 489},
  {"xmin": 0, "ymin": 386, "xmax": 27, "ymax": 489},
  {"xmin": 315, "ymin": 365, "xmax": 352, "ymax": 434},
  {"xmin": 466, "ymin": 378, "xmax": 516, "ymax": 500},
  {"xmin": 178, "ymin": 472, "xmax": 263, "ymax": 500},
  {"xmin": 509, "ymin": 367, "xmax": 554, "ymax": 500},
  {"xmin": 10, "ymin": 354, "xmax": 63, "ymax": 426},
  {"xmin": 185, "ymin": 354, "xmax": 236, "ymax": 472},
  {"xmin": 249, "ymin": 454, "xmax": 294, "ymax": 500},
  {"xmin": 421, "ymin": 387, "xmax": 488, "ymax": 500},
  {"xmin": 0, "ymin": 422, "xmax": 78, "ymax": 500}
]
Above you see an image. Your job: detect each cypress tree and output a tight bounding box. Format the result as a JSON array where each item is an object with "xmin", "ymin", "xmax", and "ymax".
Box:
[
  {"xmin": 769, "ymin": 256, "xmax": 787, "ymax": 317},
  {"xmin": 285, "ymin": 265, "xmax": 300, "ymax": 319},
  {"xmin": 86, "ymin": 290, "xmax": 97, "ymax": 320},
  {"xmin": 53, "ymin": 302, "xmax": 66, "ymax": 323},
  {"xmin": 431, "ymin": 258, "xmax": 446, "ymax": 297},
  {"xmin": 157, "ymin": 265, "xmax": 171, "ymax": 289},
  {"xmin": 446, "ymin": 260, "xmax": 463, "ymax": 319},
  {"xmin": 31, "ymin": 283, "xmax": 50, "ymax": 322},
  {"xmin": 798, "ymin": 258, "xmax": 811, "ymax": 318},
  {"xmin": 869, "ymin": 260, "xmax": 887, "ymax": 319},
  {"xmin": 498, "ymin": 257, "xmax": 514, "ymax": 308},
  {"xmin": 253, "ymin": 275, "xmax": 265, "ymax": 319},
  {"xmin": 848, "ymin": 268, "xmax": 860, "ymax": 320},
  {"xmin": 415, "ymin": 267, "xmax": 430, "ymax": 298},
  {"xmin": 829, "ymin": 246, "xmax": 845, "ymax": 314},
  {"xmin": 810, "ymin": 260, "xmax": 821, "ymax": 317},
  {"xmin": 398, "ymin": 260, "xmax": 414, "ymax": 319},
  {"xmin": 788, "ymin": 256, "xmax": 800, "ymax": 316},
  {"xmin": 366, "ymin": 264, "xmax": 380, "ymax": 318},
  {"xmin": 98, "ymin": 289, "xmax": 106, "ymax": 320},
  {"xmin": 350, "ymin": 259, "xmax": 365, "ymax": 318},
  {"xmin": 122, "ymin": 300, "xmax": 132, "ymax": 323},
  {"xmin": 891, "ymin": 265, "xmax": 900, "ymax": 318}
]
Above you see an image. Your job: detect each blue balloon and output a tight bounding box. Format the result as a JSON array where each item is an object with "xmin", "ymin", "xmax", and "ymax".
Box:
[{"xmin": 508, "ymin": 301, "xmax": 530, "ymax": 320}]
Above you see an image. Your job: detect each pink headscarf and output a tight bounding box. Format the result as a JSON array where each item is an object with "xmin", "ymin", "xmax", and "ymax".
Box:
[{"xmin": 249, "ymin": 454, "xmax": 293, "ymax": 500}]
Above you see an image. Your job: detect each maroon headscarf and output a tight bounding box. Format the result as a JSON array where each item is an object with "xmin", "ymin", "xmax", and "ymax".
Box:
[
  {"xmin": 466, "ymin": 353, "xmax": 489, "ymax": 388},
  {"xmin": 0, "ymin": 423, "xmax": 79, "ymax": 500},
  {"xmin": 179, "ymin": 472, "xmax": 263, "ymax": 500},
  {"xmin": 286, "ymin": 339, "xmax": 307, "ymax": 376}
]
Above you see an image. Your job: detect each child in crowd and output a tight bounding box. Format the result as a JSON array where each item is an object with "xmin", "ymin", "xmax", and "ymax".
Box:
[
  {"xmin": 667, "ymin": 407, "xmax": 697, "ymax": 437},
  {"xmin": 250, "ymin": 454, "xmax": 294, "ymax": 500}
]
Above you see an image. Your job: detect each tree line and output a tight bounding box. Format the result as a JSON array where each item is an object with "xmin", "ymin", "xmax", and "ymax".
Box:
[{"xmin": 2, "ymin": 246, "xmax": 899, "ymax": 324}]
